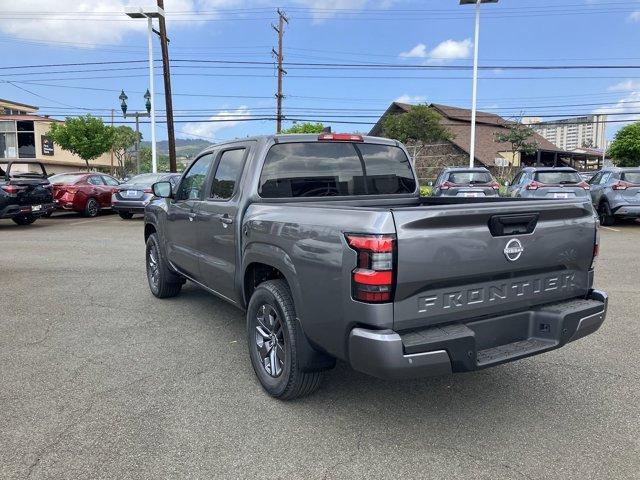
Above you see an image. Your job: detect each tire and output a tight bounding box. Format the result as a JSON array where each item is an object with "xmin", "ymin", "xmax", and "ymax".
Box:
[
  {"xmin": 598, "ymin": 201, "xmax": 615, "ymax": 226},
  {"xmin": 145, "ymin": 233, "xmax": 183, "ymax": 298},
  {"xmin": 119, "ymin": 212, "xmax": 134, "ymax": 220},
  {"xmin": 246, "ymin": 279, "xmax": 323, "ymax": 400},
  {"xmin": 12, "ymin": 214, "xmax": 37, "ymax": 226},
  {"xmin": 84, "ymin": 198, "xmax": 99, "ymax": 217}
]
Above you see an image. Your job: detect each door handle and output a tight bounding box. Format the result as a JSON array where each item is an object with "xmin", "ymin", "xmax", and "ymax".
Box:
[
  {"xmin": 219, "ymin": 214, "xmax": 233, "ymax": 225},
  {"xmin": 188, "ymin": 212, "xmax": 196, "ymax": 221}
]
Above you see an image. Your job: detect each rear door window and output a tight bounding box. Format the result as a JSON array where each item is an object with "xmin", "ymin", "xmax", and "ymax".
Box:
[
  {"xmin": 87, "ymin": 176, "xmax": 104, "ymax": 185},
  {"xmin": 259, "ymin": 142, "xmax": 415, "ymax": 198},
  {"xmin": 210, "ymin": 148, "xmax": 245, "ymax": 200},
  {"xmin": 534, "ymin": 171, "xmax": 581, "ymax": 184},
  {"xmin": 621, "ymin": 172, "xmax": 640, "ymax": 184}
]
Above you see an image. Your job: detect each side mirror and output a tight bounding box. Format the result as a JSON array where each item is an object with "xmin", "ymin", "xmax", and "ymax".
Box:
[{"xmin": 152, "ymin": 181, "xmax": 173, "ymax": 198}]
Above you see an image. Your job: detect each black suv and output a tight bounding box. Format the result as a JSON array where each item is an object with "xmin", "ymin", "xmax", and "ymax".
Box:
[{"xmin": 0, "ymin": 161, "xmax": 55, "ymax": 225}]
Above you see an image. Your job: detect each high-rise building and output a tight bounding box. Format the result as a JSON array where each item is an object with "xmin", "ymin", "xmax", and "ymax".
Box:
[{"xmin": 525, "ymin": 114, "xmax": 607, "ymax": 151}]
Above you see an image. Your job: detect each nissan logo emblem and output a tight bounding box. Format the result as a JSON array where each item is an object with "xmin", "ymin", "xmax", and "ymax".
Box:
[{"xmin": 504, "ymin": 238, "xmax": 524, "ymax": 262}]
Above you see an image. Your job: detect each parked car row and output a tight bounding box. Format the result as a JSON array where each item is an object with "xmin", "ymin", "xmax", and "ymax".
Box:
[
  {"xmin": 1, "ymin": 160, "xmax": 181, "ymax": 226},
  {"xmin": 430, "ymin": 165, "xmax": 640, "ymax": 226}
]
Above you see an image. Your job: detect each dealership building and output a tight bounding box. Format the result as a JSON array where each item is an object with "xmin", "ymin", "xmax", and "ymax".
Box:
[{"xmin": 0, "ymin": 99, "xmax": 112, "ymax": 174}]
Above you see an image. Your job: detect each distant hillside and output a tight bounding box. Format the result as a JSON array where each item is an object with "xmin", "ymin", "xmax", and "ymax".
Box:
[{"xmin": 141, "ymin": 138, "xmax": 214, "ymax": 158}]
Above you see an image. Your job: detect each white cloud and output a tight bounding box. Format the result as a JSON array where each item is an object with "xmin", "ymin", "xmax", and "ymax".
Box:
[
  {"xmin": 399, "ymin": 39, "xmax": 473, "ymax": 64},
  {"xmin": 394, "ymin": 94, "xmax": 427, "ymax": 104},
  {"xmin": 399, "ymin": 44, "xmax": 428, "ymax": 58},
  {"xmin": 608, "ymin": 80, "xmax": 640, "ymax": 92},
  {"xmin": 629, "ymin": 11, "xmax": 640, "ymax": 22},
  {"xmin": 181, "ymin": 106, "xmax": 252, "ymax": 140},
  {"xmin": 428, "ymin": 38, "xmax": 473, "ymax": 62},
  {"xmin": 595, "ymin": 91, "xmax": 640, "ymax": 126},
  {"xmin": 0, "ymin": 0, "xmax": 201, "ymax": 46}
]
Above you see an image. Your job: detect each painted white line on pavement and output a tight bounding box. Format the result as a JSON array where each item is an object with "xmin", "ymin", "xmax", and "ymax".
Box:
[
  {"xmin": 600, "ymin": 226, "xmax": 621, "ymax": 232},
  {"xmin": 67, "ymin": 217, "xmax": 118, "ymax": 226}
]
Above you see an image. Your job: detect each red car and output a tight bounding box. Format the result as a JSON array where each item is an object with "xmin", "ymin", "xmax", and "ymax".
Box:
[{"xmin": 49, "ymin": 172, "xmax": 121, "ymax": 217}]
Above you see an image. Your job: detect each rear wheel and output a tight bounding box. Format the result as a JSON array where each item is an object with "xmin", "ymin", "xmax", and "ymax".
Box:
[
  {"xmin": 247, "ymin": 279, "xmax": 323, "ymax": 400},
  {"xmin": 84, "ymin": 198, "xmax": 99, "ymax": 217},
  {"xmin": 119, "ymin": 212, "xmax": 134, "ymax": 220},
  {"xmin": 145, "ymin": 233, "xmax": 183, "ymax": 298},
  {"xmin": 12, "ymin": 214, "xmax": 37, "ymax": 226},
  {"xmin": 598, "ymin": 201, "xmax": 615, "ymax": 226}
]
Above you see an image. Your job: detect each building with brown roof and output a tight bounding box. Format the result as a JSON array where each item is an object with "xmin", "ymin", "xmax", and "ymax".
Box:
[
  {"xmin": 0, "ymin": 99, "xmax": 113, "ymax": 174},
  {"xmin": 369, "ymin": 102, "xmax": 603, "ymax": 182}
]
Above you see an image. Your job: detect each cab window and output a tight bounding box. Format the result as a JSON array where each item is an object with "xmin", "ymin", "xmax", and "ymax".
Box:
[{"xmin": 175, "ymin": 154, "xmax": 214, "ymax": 201}]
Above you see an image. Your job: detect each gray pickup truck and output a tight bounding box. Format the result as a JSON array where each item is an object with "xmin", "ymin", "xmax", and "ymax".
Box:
[{"xmin": 144, "ymin": 133, "xmax": 607, "ymax": 400}]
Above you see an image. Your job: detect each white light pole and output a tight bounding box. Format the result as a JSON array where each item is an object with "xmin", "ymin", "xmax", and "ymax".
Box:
[
  {"xmin": 125, "ymin": 6, "xmax": 164, "ymax": 173},
  {"xmin": 460, "ymin": 0, "xmax": 498, "ymax": 168}
]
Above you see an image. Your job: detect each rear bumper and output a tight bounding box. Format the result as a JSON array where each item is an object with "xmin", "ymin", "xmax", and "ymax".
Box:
[
  {"xmin": 348, "ymin": 290, "xmax": 607, "ymax": 380},
  {"xmin": 0, "ymin": 202, "xmax": 56, "ymax": 219},
  {"xmin": 612, "ymin": 205, "xmax": 640, "ymax": 218},
  {"xmin": 112, "ymin": 201, "xmax": 146, "ymax": 214}
]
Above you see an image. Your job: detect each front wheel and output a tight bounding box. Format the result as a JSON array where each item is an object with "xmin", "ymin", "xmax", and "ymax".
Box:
[
  {"xmin": 247, "ymin": 279, "xmax": 323, "ymax": 400},
  {"xmin": 12, "ymin": 214, "xmax": 37, "ymax": 226},
  {"xmin": 145, "ymin": 233, "xmax": 183, "ymax": 298}
]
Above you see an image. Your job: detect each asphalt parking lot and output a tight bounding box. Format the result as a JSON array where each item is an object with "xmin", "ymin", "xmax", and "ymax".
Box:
[{"xmin": 1, "ymin": 213, "xmax": 639, "ymax": 480}]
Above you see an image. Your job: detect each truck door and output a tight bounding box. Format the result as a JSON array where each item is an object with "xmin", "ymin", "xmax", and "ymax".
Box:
[
  {"xmin": 195, "ymin": 145, "xmax": 249, "ymax": 302},
  {"xmin": 165, "ymin": 153, "xmax": 214, "ymax": 279}
]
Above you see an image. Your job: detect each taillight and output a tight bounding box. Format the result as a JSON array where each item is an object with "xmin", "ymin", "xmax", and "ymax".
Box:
[
  {"xmin": 346, "ymin": 233, "xmax": 395, "ymax": 303},
  {"xmin": 578, "ymin": 181, "xmax": 590, "ymax": 190},
  {"xmin": 612, "ymin": 181, "xmax": 630, "ymax": 190},
  {"xmin": 439, "ymin": 181, "xmax": 455, "ymax": 190},
  {"xmin": 526, "ymin": 181, "xmax": 540, "ymax": 190},
  {"xmin": 591, "ymin": 227, "xmax": 600, "ymax": 269},
  {"xmin": 1, "ymin": 184, "xmax": 21, "ymax": 194},
  {"xmin": 143, "ymin": 188, "xmax": 153, "ymax": 193},
  {"xmin": 489, "ymin": 181, "xmax": 500, "ymax": 190},
  {"xmin": 65, "ymin": 186, "xmax": 78, "ymax": 194},
  {"xmin": 318, "ymin": 133, "xmax": 364, "ymax": 142}
]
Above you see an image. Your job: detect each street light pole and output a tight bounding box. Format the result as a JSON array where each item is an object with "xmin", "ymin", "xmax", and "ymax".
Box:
[
  {"xmin": 460, "ymin": 0, "xmax": 498, "ymax": 168},
  {"xmin": 125, "ymin": 6, "xmax": 164, "ymax": 173},
  {"xmin": 119, "ymin": 89, "xmax": 150, "ymax": 176}
]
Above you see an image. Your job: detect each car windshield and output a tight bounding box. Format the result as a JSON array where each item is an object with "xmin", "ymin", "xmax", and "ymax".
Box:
[
  {"xmin": 126, "ymin": 174, "xmax": 162, "ymax": 186},
  {"xmin": 259, "ymin": 142, "xmax": 416, "ymax": 198},
  {"xmin": 447, "ymin": 171, "xmax": 492, "ymax": 184},
  {"xmin": 49, "ymin": 173, "xmax": 83, "ymax": 184},
  {"xmin": 621, "ymin": 172, "xmax": 640, "ymax": 184},
  {"xmin": 534, "ymin": 171, "xmax": 581, "ymax": 184}
]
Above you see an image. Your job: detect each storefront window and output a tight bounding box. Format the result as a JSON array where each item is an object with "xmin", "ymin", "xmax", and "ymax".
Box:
[
  {"xmin": 0, "ymin": 120, "xmax": 35, "ymax": 159},
  {"xmin": 0, "ymin": 121, "xmax": 17, "ymax": 159}
]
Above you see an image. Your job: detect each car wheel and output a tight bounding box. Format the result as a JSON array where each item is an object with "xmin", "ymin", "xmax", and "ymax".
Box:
[
  {"xmin": 84, "ymin": 198, "xmax": 99, "ymax": 217},
  {"xmin": 247, "ymin": 279, "xmax": 323, "ymax": 400},
  {"xmin": 119, "ymin": 212, "xmax": 134, "ymax": 220},
  {"xmin": 12, "ymin": 214, "xmax": 37, "ymax": 226},
  {"xmin": 598, "ymin": 201, "xmax": 615, "ymax": 226},
  {"xmin": 145, "ymin": 233, "xmax": 183, "ymax": 298}
]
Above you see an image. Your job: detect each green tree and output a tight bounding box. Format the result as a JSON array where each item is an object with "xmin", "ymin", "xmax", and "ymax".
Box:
[
  {"xmin": 132, "ymin": 147, "xmax": 182, "ymax": 174},
  {"xmin": 282, "ymin": 122, "xmax": 325, "ymax": 134},
  {"xmin": 381, "ymin": 104, "xmax": 453, "ymax": 159},
  {"xmin": 48, "ymin": 115, "xmax": 115, "ymax": 171},
  {"xmin": 608, "ymin": 121, "xmax": 640, "ymax": 167},
  {"xmin": 111, "ymin": 125, "xmax": 141, "ymax": 177},
  {"xmin": 494, "ymin": 120, "xmax": 539, "ymax": 175}
]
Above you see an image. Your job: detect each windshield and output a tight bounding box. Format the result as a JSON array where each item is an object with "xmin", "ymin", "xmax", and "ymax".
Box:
[
  {"xmin": 49, "ymin": 173, "xmax": 83, "ymax": 185},
  {"xmin": 534, "ymin": 171, "xmax": 581, "ymax": 184},
  {"xmin": 621, "ymin": 172, "xmax": 640, "ymax": 184},
  {"xmin": 259, "ymin": 142, "xmax": 416, "ymax": 198},
  {"xmin": 126, "ymin": 174, "xmax": 162, "ymax": 186},
  {"xmin": 447, "ymin": 171, "xmax": 493, "ymax": 184}
]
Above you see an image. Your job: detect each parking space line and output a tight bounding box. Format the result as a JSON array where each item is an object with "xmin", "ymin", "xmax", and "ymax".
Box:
[
  {"xmin": 600, "ymin": 226, "xmax": 621, "ymax": 232},
  {"xmin": 67, "ymin": 217, "xmax": 119, "ymax": 226}
]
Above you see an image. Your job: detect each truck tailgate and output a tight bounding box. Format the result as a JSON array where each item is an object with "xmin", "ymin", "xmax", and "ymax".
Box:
[{"xmin": 391, "ymin": 199, "xmax": 596, "ymax": 331}]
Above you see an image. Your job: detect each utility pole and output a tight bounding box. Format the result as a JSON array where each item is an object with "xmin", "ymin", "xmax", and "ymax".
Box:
[
  {"xmin": 272, "ymin": 8, "xmax": 288, "ymax": 133},
  {"xmin": 110, "ymin": 108, "xmax": 114, "ymax": 175},
  {"xmin": 156, "ymin": 0, "xmax": 177, "ymax": 172}
]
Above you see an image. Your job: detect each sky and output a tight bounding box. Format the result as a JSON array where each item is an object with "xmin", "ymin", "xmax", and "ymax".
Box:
[{"xmin": 1, "ymin": 0, "xmax": 640, "ymax": 144}]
